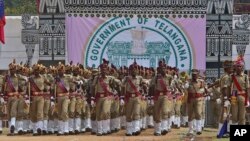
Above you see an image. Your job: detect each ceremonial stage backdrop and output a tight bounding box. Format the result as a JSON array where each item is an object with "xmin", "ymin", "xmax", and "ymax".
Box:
[{"xmin": 66, "ymin": 16, "xmax": 206, "ymax": 71}]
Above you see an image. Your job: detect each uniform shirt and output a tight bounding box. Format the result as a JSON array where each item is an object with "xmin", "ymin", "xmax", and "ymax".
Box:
[
  {"xmin": 0, "ymin": 75, "xmax": 4, "ymax": 93},
  {"xmin": 122, "ymin": 75, "xmax": 144, "ymax": 94},
  {"xmin": 232, "ymin": 73, "xmax": 249, "ymax": 91},
  {"xmin": 92, "ymin": 75, "xmax": 120, "ymax": 94},
  {"xmin": 55, "ymin": 74, "xmax": 73, "ymax": 94},
  {"xmin": 220, "ymin": 73, "xmax": 231, "ymax": 89},
  {"xmin": 30, "ymin": 74, "xmax": 46, "ymax": 92},
  {"xmin": 18, "ymin": 74, "xmax": 28, "ymax": 94},
  {"xmin": 209, "ymin": 87, "xmax": 221, "ymax": 101},
  {"xmin": 187, "ymin": 79, "xmax": 205, "ymax": 94},
  {"xmin": 3, "ymin": 74, "xmax": 19, "ymax": 93},
  {"xmin": 149, "ymin": 74, "xmax": 173, "ymax": 92}
]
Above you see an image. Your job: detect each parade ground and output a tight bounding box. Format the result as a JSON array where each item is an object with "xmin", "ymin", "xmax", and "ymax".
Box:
[{"xmin": 0, "ymin": 127, "xmax": 228, "ymax": 141}]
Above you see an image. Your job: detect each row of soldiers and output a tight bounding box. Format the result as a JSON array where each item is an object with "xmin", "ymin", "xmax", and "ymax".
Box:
[{"xmin": 0, "ymin": 58, "xmax": 211, "ymax": 136}]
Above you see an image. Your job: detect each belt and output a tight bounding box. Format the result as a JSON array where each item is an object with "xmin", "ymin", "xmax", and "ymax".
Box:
[
  {"xmin": 32, "ymin": 92, "xmax": 44, "ymax": 96},
  {"xmin": 96, "ymin": 93, "xmax": 110, "ymax": 98},
  {"xmin": 127, "ymin": 92, "xmax": 140, "ymax": 98},
  {"xmin": 57, "ymin": 93, "xmax": 69, "ymax": 97},
  {"xmin": 7, "ymin": 92, "xmax": 19, "ymax": 97},
  {"xmin": 238, "ymin": 93, "xmax": 246, "ymax": 96},
  {"xmin": 189, "ymin": 93, "xmax": 203, "ymax": 98},
  {"xmin": 238, "ymin": 91, "xmax": 246, "ymax": 95}
]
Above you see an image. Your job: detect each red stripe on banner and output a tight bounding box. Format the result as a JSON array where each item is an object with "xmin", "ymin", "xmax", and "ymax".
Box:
[
  {"xmin": 0, "ymin": 18, "xmax": 5, "ymax": 44},
  {"xmin": 36, "ymin": 0, "xmax": 40, "ymax": 14},
  {"xmin": 0, "ymin": 0, "xmax": 6, "ymax": 44}
]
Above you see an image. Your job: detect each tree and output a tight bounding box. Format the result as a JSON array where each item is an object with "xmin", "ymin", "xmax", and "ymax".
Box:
[{"xmin": 5, "ymin": 0, "xmax": 37, "ymax": 15}]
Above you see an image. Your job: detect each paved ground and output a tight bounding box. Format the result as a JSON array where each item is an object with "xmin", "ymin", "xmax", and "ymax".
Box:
[{"xmin": 0, "ymin": 127, "xmax": 229, "ymax": 141}]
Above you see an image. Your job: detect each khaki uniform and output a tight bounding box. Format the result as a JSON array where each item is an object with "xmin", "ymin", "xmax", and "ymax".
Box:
[
  {"xmin": 78, "ymin": 78, "xmax": 89, "ymax": 133},
  {"xmin": 231, "ymin": 73, "xmax": 249, "ymax": 125},
  {"xmin": 68, "ymin": 74, "xmax": 77, "ymax": 133},
  {"xmin": 0, "ymin": 75, "xmax": 6, "ymax": 132},
  {"xmin": 43, "ymin": 74, "xmax": 54, "ymax": 133},
  {"xmin": 209, "ymin": 87, "xmax": 222, "ymax": 127},
  {"xmin": 55, "ymin": 74, "xmax": 72, "ymax": 134},
  {"xmin": 150, "ymin": 74, "xmax": 173, "ymax": 134},
  {"xmin": 181, "ymin": 85, "xmax": 189, "ymax": 126},
  {"xmin": 172, "ymin": 78, "xmax": 183, "ymax": 128},
  {"xmin": 30, "ymin": 75, "xmax": 45, "ymax": 123},
  {"xmin": 187, "ymin": 78, "xmax": 205, "ymax": 133},
  {"xmin": 110, "ymin": 86, "xmax": 121, "ymax": 132},
  {"xmin": 92, "ymin": 75, "xmax": 120, "ymax": 134},
  {"xmin": 29, "ymin": 74, "xmax": 47, "ymax": 135},
  {"xmin": 16, "ymin": 74, "xmax": 28, "ymax": 132},
  {"xmin": 145, "ymin": 79, "xmax": 154, "ymax": 128},
  {"xmin": 4, "ymin": 74, "xmax": 20, "ymax": 133},
  {"xmin": 87, "ymin": 77, "xmax": 97, "ymax": 133},
  {"xmin": 123, "ymin": 75, "xmax": 144, "ymax": 135}
]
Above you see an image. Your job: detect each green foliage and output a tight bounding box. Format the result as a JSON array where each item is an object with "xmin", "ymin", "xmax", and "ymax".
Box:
[{"xmin": 5, "ymin": 0, "xmax": 37, "ymax": 15}]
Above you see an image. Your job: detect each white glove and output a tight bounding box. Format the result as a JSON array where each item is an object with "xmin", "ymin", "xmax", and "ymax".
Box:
[
  {"xmin": 77, "ymin": 80, "xmax": 83, "ymax": 85},
  {"xmin": 224, "ymin": 100, "xmax": 231, "ymax": 107},
  {"xmin": 216, "ymin": 98, "xmax": 221, "ymax": 104},
  {"xmin": 91, "ymin": 100, "xmax": 95, "ymax": 107},
  {"xmin": 0, "ymin": 97, "xmax": 4, "ymax": 103},
  {"xmin": 51, "ymin": 101, "xmax": 55, "ymax": 106},
  {"xmin": 25, "ymin": 99, "xmax": 30, "ymax": 104},
  {"xmin": 205, "ymin": 96, "xmax": 210, "ymax": 101},
  {"xmin": 246, "ymin": 101, "xmax": 250, "ymax": 107},
  {"xmin": 150, "ymin": 99, "xmax": 154, "ymax": 106},
  {"xmin": 210, "ymin": 93, "xmax": 213, "ymax": 97},
  {"xmin": 184, "ymin": 83, "xmax": 189, "ymax": 89},
  {"xmin": 120, "ymin": 99, "xmax": 125, "ymax": 106},
  {"xmin": 147, "ymin": 98, "xmax": 151, "ymax": 104}
]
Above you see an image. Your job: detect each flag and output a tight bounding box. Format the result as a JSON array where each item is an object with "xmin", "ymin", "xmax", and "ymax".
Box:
[
  {"xmin": 0, "ymin": 0, "xmax": 5, "ymax": 44},
  {"xmin": 218, "ymin": 120, "xmax": 228, "ymax": 138}
]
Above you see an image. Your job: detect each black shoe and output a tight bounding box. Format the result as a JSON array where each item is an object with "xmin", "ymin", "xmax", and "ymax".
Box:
[
  {"xmin": 148, "ymin": 125, "xmax": 154, "ymax": 128},
  {"xmin": 28, "ymin": 130, "xmax": 33, "ymax": 134},
  {"xmin": 154, "ymin": 132, "xmax": 161, "ymax": 136},
  {"xmin": 102, "ymin": 132, "xmax": 107, "ymax": 136},
  {"xmin": 7, "ymin": 133, "xmax": 14, "ymax": 136},
  {"xmin": 64, "ymin": 132, "xmax": 69, "ymax": 136},
  {"xmin": 161, "ymin": 130, "xmax": 168, "ymax": 135},
  {"xmin": 197, "ymin": 132, "xmax": 202, "ymax": 135},
  {"xmin": 74, "ymin": 130, "xmax": 79, "ymax": 135},
  {"xmin": 37, "ymin": 128, "xmax": 42, "ymax": 135},
  {"xmin": 33, "ymin": 133, "xmax": 38, "ymax": 136},
  {"xmin": 48, "ymin": 131, "xmax": 53, "ymax": 135},
  {"xmin": 97, "ymin": 133, "xmax": 102, "ymax": 136},
  {"xmin": 42, "ymin": 130, "xmax": 47, "ymax": 135},
  {"xmin": 10, "ymin": 125, "xmax": 15, "ymax": 134},
  {"xmin": 18, "ymin": 130, "xmax": 23, "ymax": 135},
  {"xmin": 133, "ymin": 131, "xmax": 141, "ymax": 136},
  {"xmin": 69, "ymin": 131, "xmax": 74, "ymax": 135},
  {"xmin": 141, "ymin": 128, "xmax": 146, "ymax": 131},
  {"xmin": 126, "ymin": 133, "xmax": 132, "ymax": 136},
  {"xmin": 54, "ymin": 131, "xmax": 58, "ymax": 134},
  {"xmin": 57, "ymin": 133, "xmax": 63, "ymax": 136},
  {"xmin": 86, "ymin": 128, "xmax": 91, "ymax": 132},
  {"xmin": 222, "ymin": 133, "xmax": 230, "ymax": 138},
  {"xmin": 91, "ymin": 132, "xmax": 96, "ymax": 135},
  {"xmin": 0, "ymin": 130, "xmax": 2, "ymax": 134}
]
